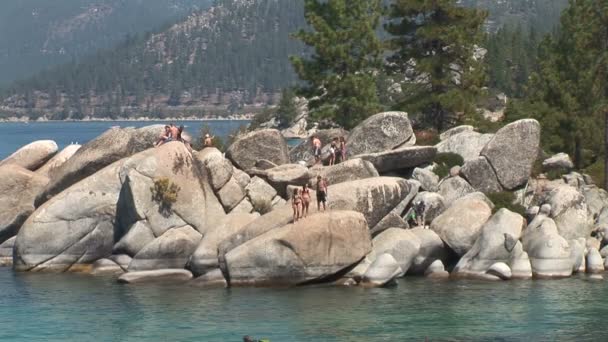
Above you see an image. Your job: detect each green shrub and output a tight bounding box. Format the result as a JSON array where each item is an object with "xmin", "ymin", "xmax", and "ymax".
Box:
[
  {"xmin": 150, "ymin": 177, "xmax": 181, "ymax": 215},
  {"xmin": 433, "ymin": 152, "xmax": 464, "ymax": 179},
  {"xmin": 487, "ymin": 191, "xmax": 526, "ymax": 216}
]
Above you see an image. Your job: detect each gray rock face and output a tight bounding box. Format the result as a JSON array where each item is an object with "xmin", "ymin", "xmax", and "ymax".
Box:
[
  {"xmin": 369, "ymin": 212, "xmax": 408, "ymax": 236},
  {"xmin": 544, "ymin": 185, "xmax": 592, "ymax": 240},
  {"xmin": 193, "ymin": 148, "xmax": 233, "ymax": 192},
  {"xmin": 38, "ymin": 126, "xmax": 162, "ymax": 204},
  {"xmin": 361, "ymin": 253, "xmax": 403, "ymax": 287},
  {"xmin": 543, "ymin": 153, "xmax": 573, "ymax": 171},
  {"xmin": 118, "ymin": 269, "xmax": 193, "ymax": 284},
  {"xmin": 480, "ymin": 119, "xmax": 541, "ymax": 190},
  {"xmin": 35, "ymin": 144, "xmax": 81, "ymax": 178},
  {"xmin": 0, "ymin": 165, "xmax": 49, "ymax": 244},
  {"xmin": 431, "ymin": 193, "xmax": 493, "ymax": 256},
  {"xmin": 586, "ymin": 248, "xmax": 604, "ymax": 274},
  {"xmin": 112, "ymin": 221, "xmax": 155, "ymax": 257},
  {"xmin": 460, "ymin": 156, "xmax": 503, "ymax": 194},
  {"xmin": 217, "ymin": 177, "xmax": 247, "ymax": 212},
  {"xmin": 128, "ymin": 226, "xmax": 202, "ymax": 271},
  {"xmin": 224, "ymin": 211, "xmax": 372, "ymax": 286},
  {"xmin": 308, "ymin": 158, "xmax": 379, "ymax": 189},
  {"xmin": 453, "ymin": 209, "xmax": 525, "ymax": 276},
  {"xmin": 0, "ymin": 236, "xmax": 15, "ymax": 266},
  {"xmin": 407, "ymin": 228, "xmax": 447, "ymax": 274},
  {"xmin": 14, "ymin": 160, "xmax": 123, "ymax": 272},
  {"xmin": 436, "ymin": 131, "xmax": 493, "ymax": 162},
  {"xmin": 226, "ymin": 129, "xmax": 289, "ymax": 170},
  {"xmin": 412, "ymin": 192, "xmax": 446, "ymax": 224},
  {"xmin": 439, "ymin": 125, "xmax": 475, "ymax": 141},
  {"xmin": 356, "ymin": 146, "xmax": 437, "ymax": 173},
  {"xmin": 508, "ymin": 244, "xmax": 533, "ymax": 279},
  {"xmin": 233, "ymin": 168, "xmax": 251, "ymax": 189},
  {"xmin": 0, "ymin": 140, "xmax": 58, "ymax": 171},
  {"xmin": 263, "ymin": 164, "xmax": 312, "ymax": 197},
  {"xmin": 412, "ymin": 168, "xmax": 439, "ymax": 192},
  {"xmin": 486, "ymin": 262, "xmax": 512, "ymax": 280},
  {"xmin": 347, "ymin": 111, "xmax": 414, "ymax": 156},
  {"xmin": 424, "ymin": 259, "xmax": 449, "ymax": 278},
  {"xmin": 369, "ymin": 229, "xmax": 420, "ymax": 274},
  {"xmin": 522, "ymin": 217, "xmax": 573, "ymax": 278},
  {"xmin": 188, "ymin": 212, "xmax": 259, "ymax": 276},
  {"xmin": 289, "ymin": 128, "xmax": 348, "ymax": 164},
  {"xmin": 582, "ymin": 186, "xmax": 608, "ymax": 220},
  {"xmin": 438, "ymin": 176, "xmax": 475, "ymax": 207},
  {"xmin": 245, "ymin": 177, "xmax": 277, "ymax": 208}
]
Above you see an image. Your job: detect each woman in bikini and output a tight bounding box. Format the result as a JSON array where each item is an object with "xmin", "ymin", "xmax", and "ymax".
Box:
[
  {"xmin": 301, "ymin": 184, "xmax": 311, "ymax": 218},
  {"xmin": 292, "ymin": 188, "xmax": 302, "ymax": 223},
  {"xmin": 339, "ymin": 136, "xmax": 347, "ymax": 162}
]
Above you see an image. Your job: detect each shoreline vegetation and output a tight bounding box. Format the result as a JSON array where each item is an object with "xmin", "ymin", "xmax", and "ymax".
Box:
[{"xmin": 0, "ymin": 114, "xmax": 254, "ymax": 123}]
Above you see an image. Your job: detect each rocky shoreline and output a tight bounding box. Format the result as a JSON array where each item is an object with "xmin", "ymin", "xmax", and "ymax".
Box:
[
  {"xmin": 0, "ymin": 115, "xmax": 253, "ymax": 123},
  {"xmin": 1, "ymin": 112, "xmax": 606, "ymax": 288}
]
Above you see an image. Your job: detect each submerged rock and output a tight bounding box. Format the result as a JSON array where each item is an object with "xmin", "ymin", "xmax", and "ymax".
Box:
[{"xmin": 118, "ymin": 269, "xmax": 193, "ymax": 284}]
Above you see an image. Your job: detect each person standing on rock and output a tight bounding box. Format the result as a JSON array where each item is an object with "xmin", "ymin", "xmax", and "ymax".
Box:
[
  {"xmin": 329, "ymin": 140, "xmax": 337, "ymax": 166},
  {"xmin": 316, "ymin": 175, "xmax": 328, "ymax": 211},
  {"xmin": 415, "ymin": 201, "xmax": 426, "ymax": 227},
  {"xmin": 339, "ymin": 136, "xmax": 347, "ymax": 162},
  {"xmin": 292, "ymin": 188, "xmax": 302, "ymax": 222},
  {"xmin": 311, "ymin": 135, "xmax": 322, "ymax": 164},
  {"xmin": 301, "ymin": 184, "xmax": 311, "ymax": 218}
]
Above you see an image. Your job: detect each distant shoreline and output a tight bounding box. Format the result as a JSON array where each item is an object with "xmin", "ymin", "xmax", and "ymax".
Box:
[{"xmin": 0, "ymin": 117, "xmax": 252, "ymax": 123}]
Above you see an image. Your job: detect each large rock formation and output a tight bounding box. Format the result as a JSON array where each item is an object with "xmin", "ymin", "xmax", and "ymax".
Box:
[
  {"xmin": 438, "ymin": 176, "xmax": 475, "ymax": 207},
  {"xmin": 308, "ymin": 158, "xmax": 379, "ymax": 189},
  {"xmin": 430, "ymin": 193, "xmax": 493, "ymax": 256},
  {"xmin": 226, "ymin": 129, "xmax": 289, "ymax": 170},
  {"xmin": 35, "ymin": 144, "xmax": 81, "ymax": 178},
  {"xmin": 224, "ymin": 211, "xmax": 372, "ymax": 286},
  {"xmin": 346, "ymin": 112, "xmax": 414, "ymax": 156},
  {"xmin": 0, "ymin": 140, "xmax": 58, "ymax": 171},
  {"xmin": 38, "ymin": 125, "xmax": 164, "ymax": 204},
  {"xmin": 460, "ymin": 156, "xmax": 503, "ymax": 194},
  {"xmin": 544, "ymin": 185, "xmax": 591, "ymax": 240},
  {"xmin": 480, "ymin": 119, "xmax": 541, "ymax": 190},
  {"xmin": 522, "ymin": 213, "xmax": 573, "ymax": 278},
  {"xmin": 453, "ymin": 209, "xmax": 525, "ymax": 276},
  {"xmin": 356, "ymin": 146, "xmax": 437, "ymax": 173},
  {"xmin": 436, "ymin": 131, "xmax": 493, "ymax": 162},
  {"xmin": 0, "ymin": 165, "xmax": 49, "ymax": 244}
]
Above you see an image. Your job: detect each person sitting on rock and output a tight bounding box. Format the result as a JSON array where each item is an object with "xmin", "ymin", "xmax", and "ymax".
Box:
[
  {"xmin": 292, "ymin": 188, "xmax": 302, "ymax": 223},
  {"xmin": 316, "ymin": 175, "xmax": 328, "ymax": 211},
  {"xmin": 169, "ymin": 123, "xmax": 180, "ymax": 140},
  {"xmin": 301, "ymin": 184, "xmax": 311, "ymax": 218},
  {"xmin": 203, "ymin": 133, "xmax": 215, "ymax": 148},
  {"xmin": 311, "ymin": 135, "xmax": 322, "ymax": 164},
  {"xmin": 155, "ymin": 125, "xmax": 172, "ymax": 146}
]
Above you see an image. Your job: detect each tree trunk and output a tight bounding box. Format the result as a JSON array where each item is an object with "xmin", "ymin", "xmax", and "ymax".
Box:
[{"xmin": 604, "ymin": 109, "xmax": 608, "ymax": 190}]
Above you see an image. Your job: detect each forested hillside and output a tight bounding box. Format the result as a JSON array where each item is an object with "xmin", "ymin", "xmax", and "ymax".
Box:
[
  {"xmin": 0, "ymin": 0, "xmax": 568, "ymax": 120},
  {"xmin": 0, "ymin": 0, "xmax": 214, "ymax": 86}
]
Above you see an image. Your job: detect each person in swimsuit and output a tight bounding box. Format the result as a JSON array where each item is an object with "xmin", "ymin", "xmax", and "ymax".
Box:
[
  {"xmin": 292, "ymin": 188, "xmax": 302, "ymax": 222},
  {"xmin": 203, "ymin": 133, "xmax": 215, "ymax": 148},
  {"xmin": 316, "ymin": 175, "xmax": 328, "ymax": 211},
  {"xmin": 311, "ymin": 136, "xmax": 322, "ymax": 165},
  {"xmin": 329, "ymin": 141, "xmax": 337, "ymax": 166},
  {"xmin": 155, "ymin": 125, "xmax": 172, "ymax": 146},
  {"xmin": 169, "ymin": 123, "xmax": 180, "ymax": 141},
  {"xmin": 301, "ymin": 184, "xmax": 311, "ymax": 218},
  {"xmin": 339, "ymin": 136, "xmax": 347, "ymax": 162}
]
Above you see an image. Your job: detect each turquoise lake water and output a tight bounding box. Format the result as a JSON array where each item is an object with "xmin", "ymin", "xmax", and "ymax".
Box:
[
  {"xmin": 0, "ymin": 121, "xmax": 249, "ymax": 159},
  {"xmin": 0, "ymin": 267, "xmax": 606, "ymax": 341}
]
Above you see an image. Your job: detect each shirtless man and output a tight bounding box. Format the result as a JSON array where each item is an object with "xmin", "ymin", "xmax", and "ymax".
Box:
[
  {"xmin": 316, "ymin": 175, "xmax": 328, "ymax": 211},
  {"xmin": 169, "ymin": 123, "xmax": 180, "ymax": 141},
  {"xmin": 311, "ymin": 136, "xmax": 322, "ymax": 164},
  {"xmin": 203, "ymin": 133, "xmax": 215, "ymax": 148},
  {"xmin": 155, "ymin": 125, "xmax": 172, "ymax": 146}
]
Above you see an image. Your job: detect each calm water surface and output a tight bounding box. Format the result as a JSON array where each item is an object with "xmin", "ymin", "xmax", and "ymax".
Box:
[
  {"xmin": 0, "ymin": 121, "xmax": 249, "ymax": 159},
  {"xmin": 0, "ymin": 267, "xmax": 606, "ymax": 341}
]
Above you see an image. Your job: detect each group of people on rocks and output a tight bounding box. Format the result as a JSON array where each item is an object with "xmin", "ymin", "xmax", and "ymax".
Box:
[
  {"xmin": 291, "ymin": 176, "xmax": 328, "ymax": 223},
  {"xmin": 311, "ymin": 135, "xmax": 346, "ymax": 166},
  {"xmin": 155, "ymin": 123, "xmax": 192, "ymax": 151}
]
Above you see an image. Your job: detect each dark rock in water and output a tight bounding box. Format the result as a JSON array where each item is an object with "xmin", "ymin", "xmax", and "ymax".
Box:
[
  {"xmin": 0, "ymin": 165, "xmax": 49, "ymax": 244},
  {"xmin": 289, "ymin": 128, "xmax": 348, "ymax": 164},
  {"xmin": 460, "ymin": 156, "xmax": 503, "ymax": 194},
  {"xmin": 226, "ymin": 129, "xmax": 289, "ymax": 170},
  {"xmin": 224, "ymin": 211, "xmax": 371, "ymax": 286},
  {"xmin": 118, "ymin": 269, "xmax": 193, "ymax": 284},
  {"xmin": 356, "ymin": 146, "xmax": 437, "ymax": 173},
  {"xmin": 37, "ymin": 125, "xmax": 164, "ymax": 205},
  {"xmin": 480, "ymin": 119, "xmax": 541, "ymax": 190},
  {"xmin": 347, "ymin": 111, "xmax": 414, "ymax": 157},
  {"xmin": 0, "ymin": 140, "xmax": 58, "ymax": 171}
]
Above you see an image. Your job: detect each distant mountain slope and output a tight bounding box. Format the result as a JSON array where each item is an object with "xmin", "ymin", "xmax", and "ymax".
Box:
[
  {"xmin": 0, "ymin": 0, "xmax": 213, "ymax": 86},
  {"xmin": 0, "ymin": 0, "xmax": 569, "ymax": 120}
]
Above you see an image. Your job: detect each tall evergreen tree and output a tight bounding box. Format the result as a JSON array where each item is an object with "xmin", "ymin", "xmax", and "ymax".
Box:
[
  {"xmin": 276, "ymin": 88, "xmax": 299, "ymax": 129},
  {"xmin": 290, "ymin": 0, "xmax": 383, "ymax": 128},
  {"xmin": 385, "ymin": 0, "xmax": 487, "ymax": 130}
]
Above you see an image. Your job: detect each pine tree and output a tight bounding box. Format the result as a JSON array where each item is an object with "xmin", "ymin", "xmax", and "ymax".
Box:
[
  {"xmin": 276, "ymin": 88, "xmax": 298, "ymax": 129},
  {"xmin": 385, "ymin": 0, "xmax": 488, "ymax": 131},
  {"xmin": 290, "ymin": 0, "xmax": 383, "ymax": 128}
]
